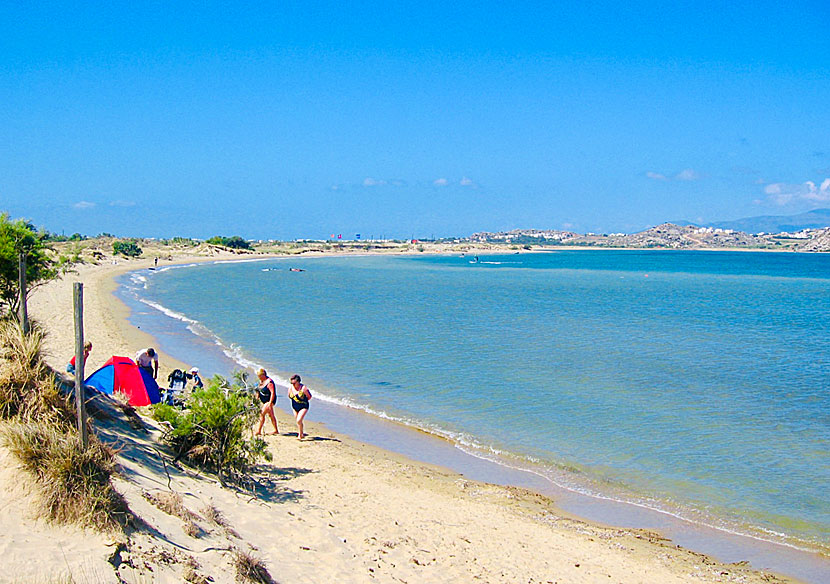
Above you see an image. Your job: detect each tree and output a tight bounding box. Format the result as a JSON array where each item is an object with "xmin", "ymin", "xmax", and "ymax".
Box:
[
  {"xmin": 206, "ymin": 235, "xmax": 252, "ymax": 250},
  {"xmin": 0, "ymin": 213, "xmax": 62, "ymax": 317},
  {"xmin": 112, "ymin": 240, "xmax": 142, "ymax": 257}
]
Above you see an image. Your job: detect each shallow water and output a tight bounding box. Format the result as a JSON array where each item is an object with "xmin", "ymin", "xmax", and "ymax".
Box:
[{"xmin": 117, "ymin": 250, "xmax": 830, "ymax": 569}]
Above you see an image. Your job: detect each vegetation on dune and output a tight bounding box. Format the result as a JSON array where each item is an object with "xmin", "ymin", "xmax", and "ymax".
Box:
[
  {"xmin": 206, "ymin": 235, "xmax": 252, "ymax": 250},
  {"xmin": 0, "ymin": 320, "xmax": 75, "ymax": 426},
  {"xmin": 0, "ymin": 318, "xmax": 128, "ymax": 531},
  {"xmin": 2, "ymin": 421, "xmax": 129, "ymax": 530},
  {"xmin": 152, "ymin": 375, "xmax": 271, "ymax": 483},
  {"xmin": 112, "ymin": 239, "xmax": 143, "ymax": 257},
  {"xmin": 232, "ymin": 548, "xmax": 278, "ymax": 584},
  {"xmin": 0, "ymin": 213, "xmax": 69, "ymax": 317}
]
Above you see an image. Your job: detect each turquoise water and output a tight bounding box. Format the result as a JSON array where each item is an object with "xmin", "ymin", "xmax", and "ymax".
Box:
[{"xmin": 121, "ymin": 250, "xmax": 830, "ymax": 553}]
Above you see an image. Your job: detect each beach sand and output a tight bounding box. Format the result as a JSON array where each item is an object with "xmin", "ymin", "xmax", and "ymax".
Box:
[{"xmin": 1, "ymin": 251, "xmax": 801, "ymax": 583}]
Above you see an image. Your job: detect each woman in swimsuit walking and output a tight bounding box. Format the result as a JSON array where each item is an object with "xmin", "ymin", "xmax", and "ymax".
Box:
[
  {"xmin": 288, "ymin": 374, "xmax": 312, "ymax": 439},
  {"xmin": 255, "ymin": 368, "xmax": 279, "ymax": 436}
]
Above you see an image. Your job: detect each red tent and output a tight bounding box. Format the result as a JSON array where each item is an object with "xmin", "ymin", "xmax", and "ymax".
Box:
[{"xmin": 85, "ymin": 356, "xmax": 161, "ymax": 406}]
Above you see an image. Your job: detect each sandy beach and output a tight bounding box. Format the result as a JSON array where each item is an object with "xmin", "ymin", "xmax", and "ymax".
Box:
[{"xmin": 1, "ymin": 250, "xmax": 804, "ymax": 584}]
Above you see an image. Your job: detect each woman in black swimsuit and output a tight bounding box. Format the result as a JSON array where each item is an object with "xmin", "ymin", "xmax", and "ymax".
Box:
[
  {"xmin": 254, "ymin": 368, "xmax": 279, "ymax": 436},
  {"xmin": 288, "ymin": 374, "xmax": 312, "ymax": 439}
]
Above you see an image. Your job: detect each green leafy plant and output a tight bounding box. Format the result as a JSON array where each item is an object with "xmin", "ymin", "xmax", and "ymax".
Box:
[
  {"xmin": 112, "ymin": 240, "xmax": 143, "ymax": 257},
  {"xmin": 152, "ymin": 375, "xmax": 270, "ymax": 483},
  {"xmin": 206, "ymin": 235, "xmax": 252, "ymax": 250},
  {"xmin": 0, "ymin": 213, "xmax": 66, "ymax": 317}
]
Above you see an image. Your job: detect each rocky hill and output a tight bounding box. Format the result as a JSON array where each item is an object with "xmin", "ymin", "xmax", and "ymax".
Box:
[
  {"xmin": 469, "ymin": 223, "xmax": 830, "ymax": 252},
  {"xmin": 796, "ymin": 227, "xmax": 830, "ymax": 252}
]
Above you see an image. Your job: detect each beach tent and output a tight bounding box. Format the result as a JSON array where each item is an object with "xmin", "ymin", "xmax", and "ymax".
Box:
[{"xmin": 85, "ymin": 356, "xmax": 161, "ymax": 406}]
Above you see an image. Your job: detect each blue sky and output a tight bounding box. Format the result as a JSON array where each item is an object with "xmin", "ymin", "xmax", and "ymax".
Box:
[{"xmin": 1, "ymin": 1, "xmax": 828, "ymax": 239}]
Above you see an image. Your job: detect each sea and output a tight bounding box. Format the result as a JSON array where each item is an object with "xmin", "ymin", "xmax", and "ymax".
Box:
[{"xmin": 115, "ymin": 250, "xmax": 830, "ymax": 582}]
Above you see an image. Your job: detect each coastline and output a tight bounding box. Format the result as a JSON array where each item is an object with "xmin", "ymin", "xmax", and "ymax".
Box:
[{"xmin": 19, "ymin": 252, "xmax": 819, "ymax": 583}]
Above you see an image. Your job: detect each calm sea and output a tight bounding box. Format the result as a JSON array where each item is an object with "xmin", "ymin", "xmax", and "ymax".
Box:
[{"xmin": 118, "ymin": 250, "xmax": 830, "ymax": 557}]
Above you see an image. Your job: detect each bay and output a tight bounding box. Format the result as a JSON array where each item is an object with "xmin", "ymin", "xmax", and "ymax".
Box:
[{"xmin": 118, "ymin": 250, "xmax": 830, "ymax": 555}]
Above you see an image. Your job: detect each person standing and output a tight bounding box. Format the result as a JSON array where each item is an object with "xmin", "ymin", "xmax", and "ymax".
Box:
[
  {"xmin": 135, "ymin": 347, "xmax": 159, "ymax": 379},
  {"xmin": 288, "ymin": 374, "xmax": 312, "ymax": 440},
  {"xmin": 66, "ymin": 341, "xmax": 92, "ymax": 374},
  {"xmin": 255, "ymin": 368, "xmax": 279, "ymax": 436}
]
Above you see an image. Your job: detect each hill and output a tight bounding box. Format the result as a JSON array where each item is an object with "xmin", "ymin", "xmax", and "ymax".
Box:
[{"xmin": 682, "ymin": 208, "xmax": 830, "ymax": 234}]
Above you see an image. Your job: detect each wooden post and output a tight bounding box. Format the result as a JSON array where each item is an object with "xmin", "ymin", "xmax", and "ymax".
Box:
[
  {"xmin": 73, "ymin": 283, "xmax": 88, "ymax": 449},
  {"xmin": 18, "ymin": 253, "xmax": 28, "ymax": 335}
]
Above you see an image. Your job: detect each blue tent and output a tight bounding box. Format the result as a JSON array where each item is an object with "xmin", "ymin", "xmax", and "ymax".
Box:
[{"xmin": 85, "ymin": 356, "xmax": 161, "ymax": 406}]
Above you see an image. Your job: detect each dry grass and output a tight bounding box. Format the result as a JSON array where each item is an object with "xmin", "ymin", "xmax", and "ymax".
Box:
[
  {"xmin": 0, "ymin": 318, "xmax": 128, "ymax": 532},
  {"xmin": 1, "ymin": 421, "xmax": 128, "ymax": 530},
  {"xmin": 183, "ymin": 566, "xmax": 210, "ymax": 584},
  {"xmin": 0, "ymin": 319, "xmax": 76, "ymax": 427},
  {"xmin": 232, "ymin": 548, "xmax": 278, "ymax": 584},
  {"xmin": 200, "ymin": 503, "xmax": 228, "ymax": 526},
  {"xmin": 201, "ymin": 503, "xmax": 240, "ymax": 538},
  {"xmin": 143, "ymin": 490, "xmax": 201, "ymax": 537}
]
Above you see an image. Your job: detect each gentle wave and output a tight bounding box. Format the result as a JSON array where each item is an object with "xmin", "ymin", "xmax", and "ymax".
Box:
[
  {"xmin": 213, "ymin": 257, "xmax": 273, "ymax": 265},
  {"xmin": 154, "ymin": 263, "xmax": 200, "ymax": 273}
]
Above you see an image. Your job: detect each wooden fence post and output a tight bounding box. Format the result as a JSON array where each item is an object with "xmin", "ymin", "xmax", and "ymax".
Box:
[
  {"xmin": 18, "ymin": 253, "xmax": 29, "ymax": 335},
  {"xmin": 73, "ymin": 283, "xmax": 88, "ymax": 449}
]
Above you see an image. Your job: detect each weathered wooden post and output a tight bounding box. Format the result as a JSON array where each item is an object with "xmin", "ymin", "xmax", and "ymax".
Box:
[
  {"xmin": 18, "ymin": 253, "xmax": 29, "ymax": 335},
  {"xmin": 73, "ymin": 283, "xmax": 88, "ymax": 449}
]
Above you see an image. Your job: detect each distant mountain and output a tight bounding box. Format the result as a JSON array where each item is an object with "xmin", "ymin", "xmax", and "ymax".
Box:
[{"xmin": 679, "ymin": 208, "xmax": 830, "ymax": 234}]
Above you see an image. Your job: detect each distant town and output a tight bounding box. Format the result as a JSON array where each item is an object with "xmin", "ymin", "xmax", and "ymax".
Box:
[
  {"xmin": 40, "ymin": 209, "xmax": 830, "ymax": 257},
  {"xmin": 465, "ymin": 223, "xmax": 830, "ymax": 252}
]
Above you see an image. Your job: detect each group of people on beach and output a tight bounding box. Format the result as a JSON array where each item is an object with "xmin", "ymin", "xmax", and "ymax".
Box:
[
  {"xmin": 255, "ymin": 368, "xmax": 312, "ymax": 439},
  {"xmin": 68, "ymin": 344, "xmax": 312, "ymax": 439}
]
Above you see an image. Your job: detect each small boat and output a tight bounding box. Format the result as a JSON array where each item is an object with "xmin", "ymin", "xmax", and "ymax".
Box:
[{"xmin": 289, "ymin": 268, "xmax": 305, "ymax": 272}]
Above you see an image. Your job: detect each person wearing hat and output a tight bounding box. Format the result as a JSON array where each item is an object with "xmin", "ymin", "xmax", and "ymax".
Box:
[
  {"xmin": 189, "ymin": 367, "xmax": 203, "ymax": 390},
  {"xmin": 135, "ymin": 347, "xmax": 159, "ymax": 379}
]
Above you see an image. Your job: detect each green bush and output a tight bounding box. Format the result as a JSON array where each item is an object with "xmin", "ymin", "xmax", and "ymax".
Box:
[
  {"xmin": 0, "ymin": 213, "xmax": 65, "ymax": 317},
  {"xmin": 152, "ymin": 375, "xmax": 270, "ymax": 483},
  {"xmin": 112, "ymin": 240, "xmax": 142, "ymax": 257},
  {"xmin": 206, "ymin": 235, "xmax": 252, "ymax": 250}
]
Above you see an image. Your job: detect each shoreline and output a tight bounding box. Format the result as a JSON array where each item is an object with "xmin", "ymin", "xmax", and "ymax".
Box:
[{"xmin": 25, "ymin": 251, "xmax": 824, "ymax": 583}]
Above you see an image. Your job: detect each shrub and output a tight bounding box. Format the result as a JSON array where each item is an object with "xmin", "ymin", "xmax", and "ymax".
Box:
[
  {"xmin": 206, "ymin": 235, "xmax": 252, "ymax": 250},
  {"xmin": 112, "ymin": 240, "xmax": 142, "ymax": 257},
  {"xmin": 152, "ymin": 375, "xmax": 271, "ymax": 483},
  {"xmin": 0, "ymin": 213, "xmax": 64, "ymax": 317}
]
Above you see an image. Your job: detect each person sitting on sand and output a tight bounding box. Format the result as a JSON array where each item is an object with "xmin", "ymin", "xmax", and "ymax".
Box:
[
  {"xmin": 135, "ymin": 347, "xmax": 159, "ymax": 379},
  {"xmin": 66, "ymin": 341, "xmax": 92, "ymax": 374},
  {"xmin": 255, "ymin": 368, "xmax": 279, "ymax": 436},
  {"xmin": 288, "ymin": 374, "xmax": 312, "ymax": 440}
]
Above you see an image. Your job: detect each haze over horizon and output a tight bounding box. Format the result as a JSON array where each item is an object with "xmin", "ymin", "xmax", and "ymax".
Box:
[{"xmin": 2, "ymin": 2, "xmax": 829, "ymax": 240}]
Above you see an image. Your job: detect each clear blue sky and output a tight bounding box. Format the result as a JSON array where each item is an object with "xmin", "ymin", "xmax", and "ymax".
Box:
[{"xmin": 2, "ymin": 1, "xmax": 828, "ymax": 239}]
